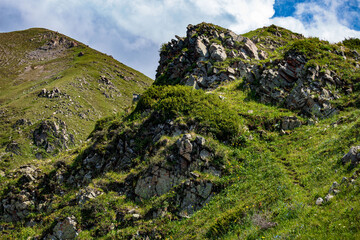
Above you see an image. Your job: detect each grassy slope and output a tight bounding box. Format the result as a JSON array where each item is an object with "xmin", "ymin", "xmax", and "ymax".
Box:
[
  {"xmin": 165, "ymin": 80, "xmax": 360, "ymax": 240},
  {"xmin": 0, "ymin": 28, "xmax": 153, "ymax": 168}
]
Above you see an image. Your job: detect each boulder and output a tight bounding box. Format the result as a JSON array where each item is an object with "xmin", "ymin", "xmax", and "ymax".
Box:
[
  {"xmin": 195, "ymin": 39, "xmax": 209, "ymax": 59},
  {"xmin": 316, "ymin": 197, "xmax": 324, "ymax": 205},
  {"xmin": 341, "ymin": 146, "xmax": 360, "ymax": 166},
  {"xmin": 51, "ymin": 216, "xmax": 78, "ymax": 240},
  {"xmin": 76, "ymin": 188, "xmax": 102, "ymax": 205},
  {"xmin": 209, "ymin": 43, "xmax": 227, "ymax": 61}
]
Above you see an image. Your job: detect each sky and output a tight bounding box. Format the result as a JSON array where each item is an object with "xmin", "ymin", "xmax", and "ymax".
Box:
[{"xmin": 0, "ymin": 0, "xmax": 360, "ymax": 79}]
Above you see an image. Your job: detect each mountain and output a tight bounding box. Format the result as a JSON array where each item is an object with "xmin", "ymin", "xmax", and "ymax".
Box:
[
  {"xmin": 1, "ymin": 23, "xmax": 360, "ymax": 239},
  {"xmin": 0, "ymin": 28, "xmax": 152, "ymax": 168}
]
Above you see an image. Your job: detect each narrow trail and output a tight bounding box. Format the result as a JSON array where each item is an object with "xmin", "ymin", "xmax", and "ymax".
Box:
[{"xmin": 279, "ymin": 157, "xmax": 305, "ymax": 188}]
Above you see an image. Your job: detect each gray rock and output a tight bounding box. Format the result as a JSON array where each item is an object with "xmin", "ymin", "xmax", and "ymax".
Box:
[
  {"xmin": 341, "ymin": 146, "xmax": 360, "ymax": 165},
  {"xmin": 177, "ymin": 135, "xmax": 193, "ymax": 161},
  {"xmin": 196, "ymin": 136, "xmax": 206, "ymax": 146},
  {"xmin": 243, "ymin": 38, "xmax": 259, "ymax": 60},
  {"xmin": 316, "ymin": 197, "xmax": 324, "ymax": 205},
  {"xmin": 325, "ymin": 194, "xmax": 334, "ymax": 202},
  {"xmin": 52, "ymin": 216, "xmax": 78, "ymax": 240},
  {"xmin": 258, "ymin": 50, "xmax": 268, "ymax": 60},
  {"xmin": 209, "ymin": 43, "xmax": 227, "ymax": 61},
  {"xmin": 195, "ymin": 39, "xmax": 209, "ymax": 59},
  {"xmin": 200, "ymin": 149, "xmax": 211, "ymax": 161}
]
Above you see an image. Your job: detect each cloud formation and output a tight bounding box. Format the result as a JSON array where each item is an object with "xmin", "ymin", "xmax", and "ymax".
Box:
[
  {"xmin": 271, "ymin": 0, "xmax": 360, "ymax": 42},
  {"xmin": 0, "ymin": 0, "xmax": 359, "ymax": 77}
]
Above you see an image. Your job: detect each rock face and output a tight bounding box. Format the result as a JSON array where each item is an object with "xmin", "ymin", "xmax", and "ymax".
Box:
[
  {"xmin": 248, "ymin": 54, "xmax": 342, "ymax": 118},
  {"xmin": 134, "ymin": 134, "xmax": 218, "ymax": 216},
  {"xmin": 156, "ymin": 23, "xmax": 346, "ymax": 118},
  {"xmin": 33, "ymin": 119, "xmax": 74, "ymax": 155}
]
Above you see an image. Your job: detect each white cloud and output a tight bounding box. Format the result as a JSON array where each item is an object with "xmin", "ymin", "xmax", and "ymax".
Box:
[{"xmin": 270, "ymin": 0, "xmax": 360, "ymax": 42}]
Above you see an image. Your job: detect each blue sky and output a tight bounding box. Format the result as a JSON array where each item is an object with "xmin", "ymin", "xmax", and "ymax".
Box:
[{"xmin": 1, "ymin": 0, "xmax": 359, "ymax": 78}]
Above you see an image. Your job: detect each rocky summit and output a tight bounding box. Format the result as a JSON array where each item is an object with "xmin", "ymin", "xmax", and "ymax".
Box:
[{"xmin": 1, "ymin": 23, "xmax": 360, "ymax": 239}]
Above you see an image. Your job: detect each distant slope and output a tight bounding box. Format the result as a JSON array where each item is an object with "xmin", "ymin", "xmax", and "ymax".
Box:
[{"xmin": 0, "ymin": 28, "xmax": 152, "ymax": 166}]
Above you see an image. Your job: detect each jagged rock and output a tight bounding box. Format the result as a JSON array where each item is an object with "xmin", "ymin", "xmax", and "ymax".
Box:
[
  {"xmin": 98, "ymin": 75, "xmax": 114, "ymax": 86},
  {"xmin": 243, "ymin": 38, "xmax": 259, "ymax": 60},
  {"xmin": 133, "ymin": 93, "xmax": 140, "ymax": 102},
  {"xmin": 209, "ymin": 43, "xmax": 227, "ymax": 61},
  {"xmin": 195, "ymin": 38, "xmax": 209, "ymax": 59},
  {"xmin": 329, "ymin": 181, "xmax": 340, "ymax": 195},
  {"xmin": 134, "ymin": 134, "xmax": 218, "ymax": 209},
  {"xmin": 50, "ymin": 216, "xmax": 78, "ymax": 240},
  {"xmin": 341, "ymin": 146, "xmax": 360, "ymax": 166},
  {"xmin": 177, "ymin": 180, "xmax": 213, "ymax": 216},
  {"xmin": 1, "ymin": 165, "xmax": 43, "ymax": 222},
  {"xmin": 258, "ymin": 50, "xmax": 268, "ymax": 60}
]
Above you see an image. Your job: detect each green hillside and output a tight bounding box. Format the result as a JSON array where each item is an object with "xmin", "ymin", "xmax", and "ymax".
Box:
[
  {"xmin": 0, "ymin": 28, "xmax": 152, "ymax": 168},
  {"xmin": 1, "ymin": 23, "xmax": 360, "ymax": 239}
]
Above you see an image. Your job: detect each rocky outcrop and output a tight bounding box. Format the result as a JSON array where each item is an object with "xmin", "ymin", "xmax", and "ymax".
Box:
[
  {"xmin": 245, "ymin": 54, "xmax": 342, "ymax": 118},
  {"xmin": 342, "ymin": 146, "xmax": 360, "ymax": 166},
  {"xmin": 12, "ymin": 118, "xmax": 32, "ymax": 129},
  {"xmin": 156, "ymin": 23, "xmax": 262, "ymax": 89},
  {"xmin": 135, "ymin": 134, "xmax": 218, "ymax": 200},
  {"xmin": 38, "ymin": 87, "xmax": 63, "ymax": 98},
  {"xmin": 27, "ymin": 33, "xmax": 79, "ymax": 61},
  {"xmin": 33, "ymin": 119, "xmax": 74, "ymax": 155},
  {"xmin": 156, "ymin": 23, "xmax": 347, "ymax": 118},
  {"xmin": 1, "ymin": 165, "xmax": 44, "ymax": 222}
]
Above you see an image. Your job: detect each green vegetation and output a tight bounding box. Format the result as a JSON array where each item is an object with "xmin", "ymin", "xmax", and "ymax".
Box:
[
  {"xmin": 133, "ymin": 85, "xmax": 242, "ymax": 141},
  {"xmin": 343, "ymin": 38, "xmax": 360, "ymax": 51}
]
